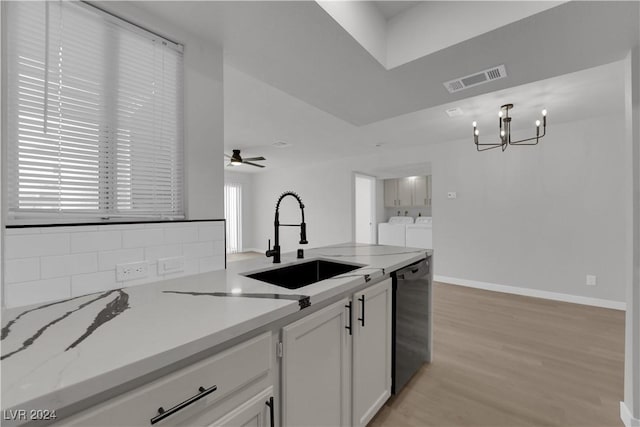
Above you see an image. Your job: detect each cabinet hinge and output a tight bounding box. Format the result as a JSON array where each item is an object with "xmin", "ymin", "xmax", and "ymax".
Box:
[{"xmin": 277, "ymin": 341, "xmax": 283, "ymax": 358}]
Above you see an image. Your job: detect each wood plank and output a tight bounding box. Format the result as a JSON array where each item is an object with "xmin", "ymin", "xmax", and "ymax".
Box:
[{"xmin": 371, "ymin": 282, "xmax": 625, "ymax": 427}]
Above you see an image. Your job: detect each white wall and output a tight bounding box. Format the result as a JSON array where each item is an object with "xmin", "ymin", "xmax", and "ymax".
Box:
[
  {"xmin": 252, "ymin": 114, "xmax": 629, "ymax": 305},
  {"xmin": 252, "ymin": 157, "xmax": 355, "ymax": 252},
  {"xmin": 224, "ymin": 170, "xmax": 256, "ymax": 252},
  {"xmin": 623, "ymin": 45, "xmax": 640, "ymax": 425}
]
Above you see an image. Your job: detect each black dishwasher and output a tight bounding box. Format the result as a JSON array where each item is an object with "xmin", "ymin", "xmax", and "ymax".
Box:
[{"xmin": 391, "ymin": 257, "xmax": 432, "ymax": 394}]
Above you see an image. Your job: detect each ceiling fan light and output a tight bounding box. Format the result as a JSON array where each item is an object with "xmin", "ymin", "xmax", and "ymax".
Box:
[{"xmin": 230, "ymin": 159, "xmax": 242, "ymax": 165}]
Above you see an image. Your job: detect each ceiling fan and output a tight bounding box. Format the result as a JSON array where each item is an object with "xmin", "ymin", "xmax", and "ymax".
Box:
[{"xmin": 225, "ymin": 149, "xmax": 266, "ymax": 168}]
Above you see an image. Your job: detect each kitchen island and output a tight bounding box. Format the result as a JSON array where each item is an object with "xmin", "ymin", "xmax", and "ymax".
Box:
[{"xmin": 1, "ymin": 243, "xmax": 432, "ymax": 426}]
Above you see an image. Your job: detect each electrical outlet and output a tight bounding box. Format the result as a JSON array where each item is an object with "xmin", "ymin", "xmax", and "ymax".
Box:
[
  {"xmin": 586, "ymin": 274, "xmax": 597, "ymax": 286},
  {"xmin": 116, "ymin": 261, "xmax": 149, "ymax": 282},
  {"xmin": 158, "ymin": 256, "xmax": 185, "ymax": 275},
  {"xmin": 447, "ymin": 192, "xmax": 457, "ymax": 199}
]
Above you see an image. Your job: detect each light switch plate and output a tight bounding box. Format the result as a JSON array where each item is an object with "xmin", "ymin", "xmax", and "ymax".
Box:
[
  {"xmin": 158, "ymin": 256, "xmax": 185, "ymax": 274},
  {"xmin": 586, "ymin": 275, "xmax": 597, "ymax": 286}
]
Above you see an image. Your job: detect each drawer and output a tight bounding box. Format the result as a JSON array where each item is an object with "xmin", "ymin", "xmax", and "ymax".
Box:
[{"xmin": 60, "ymin": 332, "xmax": 272, "ymax": 427}]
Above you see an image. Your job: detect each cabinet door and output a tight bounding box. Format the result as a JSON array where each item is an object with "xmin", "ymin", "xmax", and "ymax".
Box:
[
  {"xmin": 209, "ymin": 387, "xmax": 273, "ymax": 427},
  {"xmin": 352, "ymin": 278, "xmax": 392, "ymax": 427},
  {"xmin": 414, "ymin": 176, "xmax": 428, "ymax": 207},
  {"xmin": 397, "ymin": 178, "xmax": 413, "ymax": 207},
  {"xmin": 383, "ymin": 179, "xmax": 398, "ymax": 207},
  {"xmin": 282, "ymin": 298, "xmax": 352, "ymax": 427}
]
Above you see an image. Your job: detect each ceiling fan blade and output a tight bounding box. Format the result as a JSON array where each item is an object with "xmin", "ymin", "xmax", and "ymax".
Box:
[
  {"xmin": 224, "ymin": 153, "xmax": 232, "ymax": 158},
  {"xmin": 243, "ymin": 161, "xmax": 265, "ymax": 168},
  {"xmin": 242, "ymin": 156, "xmax": 266, "ymax": 161}
]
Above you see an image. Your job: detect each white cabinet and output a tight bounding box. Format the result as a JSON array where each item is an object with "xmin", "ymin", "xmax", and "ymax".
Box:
[
  {"xmin": 414, "ymin": 176, "xmax": 431, "ymax": 207},
  {"xmin": 59, "ymin": 333, "xmax": 275, "ymax": 427},
  {"xmin": 352, "ymin": 279, "xmax": 392, "ymax": 427},
  {"xmin": 210, "ymin": 387, "xmax": 274, "ymax": 427},
  {"xmin": 281, "ymin": 279, "xmax": 393, "ymax": 427},
  {"xmin": 384, "ymin": 176, "xmax": 431, "ymax": 208},
  {"xmin": 281, "ymin": 297, "xmax": 352, "ymax": 427},
  {"xmin": 384, "ymin": 179, "xmax": 398, "ymax": 207}
]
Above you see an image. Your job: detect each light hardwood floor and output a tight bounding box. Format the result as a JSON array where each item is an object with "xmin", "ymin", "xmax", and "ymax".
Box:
[
  {"xmin": 371, "ymin": 282, "xmax": 625, "ymax": 427},
  {"xmin": 227, "ymin": 251, "xmax": 262, "ymax": 262}
]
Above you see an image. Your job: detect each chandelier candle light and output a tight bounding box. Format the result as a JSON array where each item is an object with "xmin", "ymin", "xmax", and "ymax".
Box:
[{"xmin": 473, "ymin": 104, "xmax": 547, "ymax": 152}]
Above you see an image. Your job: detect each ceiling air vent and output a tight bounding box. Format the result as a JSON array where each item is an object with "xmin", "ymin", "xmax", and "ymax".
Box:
[{"xmin": 443, "ymin": 64, "xmax": 507, "ymax": 94}]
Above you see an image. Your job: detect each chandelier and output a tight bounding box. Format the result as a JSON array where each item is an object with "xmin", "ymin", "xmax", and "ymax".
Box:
[{"xmin": 473, "ymin": 104, "xmax": 547, "ymax": 152}]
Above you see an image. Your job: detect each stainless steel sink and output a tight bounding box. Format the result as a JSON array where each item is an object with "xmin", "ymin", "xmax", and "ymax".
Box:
[{"xmin": 244, "ymin": 259, "xmax": 362, "ymax": 289}]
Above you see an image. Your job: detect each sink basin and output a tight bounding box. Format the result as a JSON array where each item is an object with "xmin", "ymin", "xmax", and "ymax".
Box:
[{"xmin": 245, "ymin": 259, "xmax": 362, "ymax": 289}]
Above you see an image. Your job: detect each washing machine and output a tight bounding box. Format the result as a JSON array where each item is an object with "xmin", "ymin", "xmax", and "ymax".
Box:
[
  {"xmin": 406, "ymin": 216, "xmax": 432, "ymax": 249},
  {"xmin": 378, "ymin": 216, "xmax": 414, "ymax": 247}
]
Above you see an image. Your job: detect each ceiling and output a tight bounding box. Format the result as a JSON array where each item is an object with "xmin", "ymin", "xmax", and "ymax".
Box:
[
  {"xmin": 373, "ymin": 1, "xmax": 420, "ymax": 21},
  {"xmin": 224, "ymin": 59, "xmax": 626, "ymax": 172},
  {"xmin": 123, "ymin": 1, "xmax": 638, "ymax": 173}
]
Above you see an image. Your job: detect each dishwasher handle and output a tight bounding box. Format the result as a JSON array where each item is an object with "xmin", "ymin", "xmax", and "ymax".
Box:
[{"xmin": 395, "ymin": 259, "xmax": 429, "ymax": 281}]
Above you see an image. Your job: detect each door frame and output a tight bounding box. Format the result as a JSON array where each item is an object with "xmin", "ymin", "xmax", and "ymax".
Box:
[{"xmin": 352, "ymin": 172, "xmax": 377, "ymax": 244}]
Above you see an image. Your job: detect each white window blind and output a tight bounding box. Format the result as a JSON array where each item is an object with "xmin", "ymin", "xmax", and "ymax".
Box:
[
  {"xmin": 224, "ymin": 183, "xmax": 242, "ymax": 254},
  {"xmin": 6, "ymin": 1, "xmax": 184, "ymax": 223}
]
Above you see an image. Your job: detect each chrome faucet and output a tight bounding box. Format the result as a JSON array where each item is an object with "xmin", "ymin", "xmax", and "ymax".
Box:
[{"xmin": 266, "ymin": 191, "xmax": 308, "ymax": 263}]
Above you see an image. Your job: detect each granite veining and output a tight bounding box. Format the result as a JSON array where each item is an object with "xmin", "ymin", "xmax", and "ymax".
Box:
[
  {"xmin": 1, "ymin": 243, "xmax": 431, "ymax": 423},
  {"xmin": 2, "ymin": 290, "xmax": 129, "ymax": 360}
]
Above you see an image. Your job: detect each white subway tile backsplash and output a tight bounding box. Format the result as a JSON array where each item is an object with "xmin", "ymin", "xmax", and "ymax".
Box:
[
  {"xmin": 6, "ymin": 233, "xmax": 70, "ymax": 259},
  {"xmin": 5, "ymin": 277, "xmax": 71, "ymax": 308},
  {"xmin": 5, "ymin": 228, "xmax": 42, "ymax": 235},
  {"xmin": 122, "ymin": 228, "xmax": 164, "ymax": 248},
  {"xmin": 43, "ymin": 225, "xmax": 98, "ymax": 234},
  {"xmin": 213, "ymin": 240, "xmax": 225, "ymax": 256},
  {"xmin": 71, "ymin": 231, "xmax": 121, "ymax": 253},
  {"xmin": 199, "ymin": 223, "xmax": 224, "ymax": 242},
  {"xmin": 98, "ymin": 248, "xmax": 144, "ymax": 271},
  {"xmin": 183, "ymin": 241, "xmax": 214, "ymax": 258},
  {"xmin": 4, "ymin": 221, "xmax": 225, "ymax": 308},
  {"xmin": 5, "ymin": 258, "xmax": 41, "ymax": 284},
  {"xmin": 164, "ymin": 226, "xmax": 199, "ymax": 244},
  {"xmin": 145, "ymin": 244, "xmax": 182, "ymax": 263},
  {"xmin": 41, "ymin": 253, "xmax": 98, "ymax": 279},
  {"xmin": 71, "ymin": 271, "xmax": 119, "ymax": 296}
]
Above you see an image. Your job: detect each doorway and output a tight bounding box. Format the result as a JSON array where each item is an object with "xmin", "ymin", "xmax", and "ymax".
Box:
[{"xmin": 354, "ymin": 174, "xmax": 376, "ymax": 244}]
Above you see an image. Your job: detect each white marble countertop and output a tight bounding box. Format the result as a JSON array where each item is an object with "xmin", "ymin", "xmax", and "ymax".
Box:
[{"xmin": 1, "ymin": 243, "xmax": 430, "ymax": 420}]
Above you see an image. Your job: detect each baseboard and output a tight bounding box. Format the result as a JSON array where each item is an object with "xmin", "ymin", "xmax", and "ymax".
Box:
[
  {"xmin": 434, "ymin": 275, "xmax": 626, "ymax": 311},
  {"xmin": 241, "ymin": 248, "xmax": 263, "ymax": 254},
  {"xmin": 621, "ymin": 401, "xmax": 640, "ymax": 427}
]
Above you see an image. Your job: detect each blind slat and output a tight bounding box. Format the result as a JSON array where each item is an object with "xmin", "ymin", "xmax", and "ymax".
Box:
[{"xmin": 7, "ymin": 1, "xmax": 184, "ymax": 222}]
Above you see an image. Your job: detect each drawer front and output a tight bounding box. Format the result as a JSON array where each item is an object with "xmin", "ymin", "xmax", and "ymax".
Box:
[{"xmin": 60, "ymin": 332, "xmax": 272, "ymax": 427}]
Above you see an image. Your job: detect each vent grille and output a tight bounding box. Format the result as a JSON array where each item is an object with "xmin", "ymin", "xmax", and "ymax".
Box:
[{"xmin": 444, "ymin": 64, "xmax": 507, "ymax": 94}]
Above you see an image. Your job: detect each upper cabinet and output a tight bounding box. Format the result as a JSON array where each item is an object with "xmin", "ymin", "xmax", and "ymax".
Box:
[
  {"xmin": 383, "ymin": 176, "xmax": 431, "ymax": 208},
  {"xmin": 413, "ymin": 176, "xmax": 431, "ymax": 207}
]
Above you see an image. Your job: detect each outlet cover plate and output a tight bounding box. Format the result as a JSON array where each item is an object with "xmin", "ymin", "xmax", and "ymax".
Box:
[
  {"xmin": 116, "ymin": 261, "xmax": 149, "ymax": 282},
  {"xmin": 586, "ymin": 275, "xmax": 597, "ymax": 286},
  {"xmin": 448, "ymin": 192, "xmax": 457, "ymax": 199}
]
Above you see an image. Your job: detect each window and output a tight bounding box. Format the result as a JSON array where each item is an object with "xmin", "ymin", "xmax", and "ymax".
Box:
[
  {"xmin": 224, "ymin": 183, "xmax": 242, "ymax": 254},
  {"xmin": 5, "ymin": 1, "xmax": 184, "ymax": 223}
]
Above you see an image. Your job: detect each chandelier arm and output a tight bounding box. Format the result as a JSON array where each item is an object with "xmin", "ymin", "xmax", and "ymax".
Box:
[
  {"xmin": 510, "ymin": 126, "xmax": 546, "ymax": 145},
  {"xmin": 476, "ymin": 143, "xmax": 503, "ymax": 152},
  {"xmin": 510, "ymin": 136, "xmax": 540, "ymax": 145}
]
